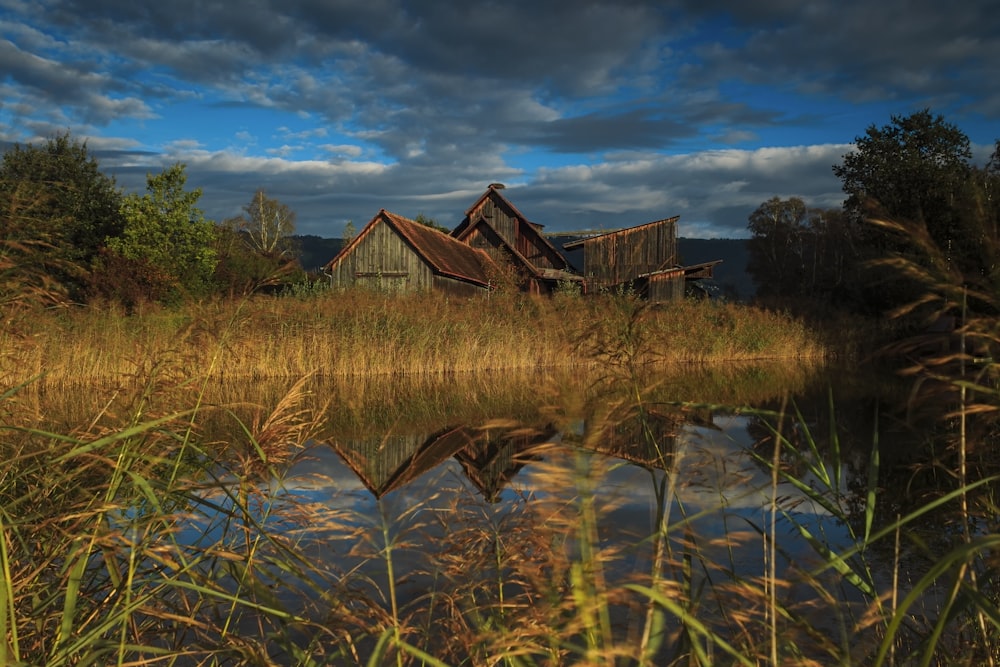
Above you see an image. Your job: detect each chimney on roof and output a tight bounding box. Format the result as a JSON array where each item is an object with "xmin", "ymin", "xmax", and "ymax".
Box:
[{"xmin": 489, "ymin": 182, "xmax": 506, "ymax": 190}]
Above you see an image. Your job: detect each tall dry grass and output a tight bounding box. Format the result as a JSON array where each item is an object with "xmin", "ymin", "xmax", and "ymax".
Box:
[
  {"xmin": 2, "ymin": 337, "xmax": 998, "ymax": 664},
  {"xmin": 0, "ymin": 288, "xmax": 830, "ymax": 385},
  {"xmin": 6, "ymin": 274, "xmax": 997, "ymax": 665}
]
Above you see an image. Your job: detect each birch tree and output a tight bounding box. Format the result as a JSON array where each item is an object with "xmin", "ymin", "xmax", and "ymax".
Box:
[{"xmin": 231, "ymin": 188, "xmax": 296, "ymax": 257}]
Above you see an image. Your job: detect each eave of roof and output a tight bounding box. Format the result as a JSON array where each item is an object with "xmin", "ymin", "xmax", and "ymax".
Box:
[
  {"xmin": 637, "ymin": 260, "xmax": 723, "ymax": 280},
  {"xmin": 562, "ymin": 216, "xmax": 681, "ymax": 249}
]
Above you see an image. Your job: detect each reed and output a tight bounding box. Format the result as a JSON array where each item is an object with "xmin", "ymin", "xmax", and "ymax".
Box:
[
  {"xmin": 1, "ymin": 288, "xmax": 831, "ymax": 385},
  {"xmin": 2, "ymin": 357, "xmax": 998, "ymax": 665},
  {"xmin": 3, "ymin": 264, "xmax": 996, "ymax": 664}
]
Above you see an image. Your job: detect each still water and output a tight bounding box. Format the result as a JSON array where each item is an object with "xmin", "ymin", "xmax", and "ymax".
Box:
[
  {"xmin": 35, "ymin": 359, "xmax": 984, "ymax": 661},
  {"xmin": 190, "ymin": 361, "xmax": 955, "ymax": 655}
]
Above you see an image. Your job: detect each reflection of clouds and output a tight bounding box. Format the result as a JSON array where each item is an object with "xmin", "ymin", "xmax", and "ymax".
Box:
[
  {"xmin": 674, "ymin": 415, "xmax": 835, "ymax": 516},
  {"xmin": 179, "ymin": 412, "xmax": 855, "ymax": 594},
  {"xmin": 281, "ymin": 444, "xmax": 365, "ymax": 492}
]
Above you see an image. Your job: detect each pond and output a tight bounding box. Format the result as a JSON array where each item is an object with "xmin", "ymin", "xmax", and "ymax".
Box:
[{"xmin": 17, "ymin": 359, "xmax": 998, "ymax": 664}]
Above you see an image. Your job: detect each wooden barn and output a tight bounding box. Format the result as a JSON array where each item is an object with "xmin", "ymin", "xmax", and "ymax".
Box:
[
  {"xmin": 562, "ymin": 217, "xmax": 679, "ymax": 292},
  {"xmin": 324, "ymin": 209, "xmax": 496, "ymax": 296},
  {"xmin": 562, "ymin": 216, "xmax": 720, "ymax": 301},
  {"xmin": 451, "ymin": 184, "xmax": 583, "ymax": 294}
]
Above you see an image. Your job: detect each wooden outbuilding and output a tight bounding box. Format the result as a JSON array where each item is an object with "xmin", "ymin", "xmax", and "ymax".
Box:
[
  {"xmin": 562, "ymin": 216, "xmax": 679, "ymax": 293},
  {"xmin": 562, "ymin": 216, "xmax": 720, "ymax": 301},
  {"xmin": 451, "ymin": 184, "xmax": 583, "ymax": 294},
  {"xmin": 324, "ymin": 209, "xmax": 496, "ymax": 296}
]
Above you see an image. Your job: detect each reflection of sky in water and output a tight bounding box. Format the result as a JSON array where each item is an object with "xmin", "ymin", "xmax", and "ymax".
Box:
[{"xmin": 257, "ymin": 412, "xmax": 858, "ymax": 587}]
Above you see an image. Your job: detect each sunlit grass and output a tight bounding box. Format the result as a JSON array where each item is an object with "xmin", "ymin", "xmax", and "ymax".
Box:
[
  {"xmin": 3, "ymin": 274, "xmax": 998, "ymax": 665},
  {"xmin": 0, "ymin": 289, "xmax": 832, "ymax": 385}
]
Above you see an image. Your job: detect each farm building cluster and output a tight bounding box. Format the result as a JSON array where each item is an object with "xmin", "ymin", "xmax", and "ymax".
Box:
[{"xmin": 323, "ymin": 184, "xmax": 720, "ymax": 301}]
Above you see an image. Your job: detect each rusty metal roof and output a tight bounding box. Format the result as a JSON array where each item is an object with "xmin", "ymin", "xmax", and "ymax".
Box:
[{"xmin": 337, "ymin": 209, "xmax": 496, "ymax": 286}]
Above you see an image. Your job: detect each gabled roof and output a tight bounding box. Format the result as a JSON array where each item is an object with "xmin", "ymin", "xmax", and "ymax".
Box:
[
  {"xmin": 562, "ymin": 216, "xmax": 681, "ymax": 250},
  {"xmin": 461, "ymin": 183, "xmax": 534, "ymax": 222},
  {"xmin": 453, "ymin": 184, "xmax": 570, "ymax": 270},
  {"xmin": 326, "ymin": 209, "xmax": 496, "ymax": 287},
  {"xmin": 460, "ymin": 213, "xmax": 584, "ymax": 283}
]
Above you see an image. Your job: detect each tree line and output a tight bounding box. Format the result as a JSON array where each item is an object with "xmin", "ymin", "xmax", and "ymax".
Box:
[
  {"xmin": 0, "ymin": 135, "xmax": 457, "ymax": 312},
  {"xmin": 0, "ymin": 133, "xmax": 308, "ymax": 311},
  {"xmin": 747, "ymin": 109, "xmax": 1000, "ymax": 324},
  {"xmin": 5, "ymin": 111, "xmax": 998, "ymax": 323}
]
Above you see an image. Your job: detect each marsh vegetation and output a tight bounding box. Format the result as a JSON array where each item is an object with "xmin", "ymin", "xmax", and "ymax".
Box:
[{"xmin": 2, "ymin": 285, "xmax": 999, "ymax": 666}]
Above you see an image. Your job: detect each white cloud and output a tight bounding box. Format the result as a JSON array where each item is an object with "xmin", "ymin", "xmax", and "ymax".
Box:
[{"xmin": 1, "ymin": 0, "xmax": 995, "ymax": 239}]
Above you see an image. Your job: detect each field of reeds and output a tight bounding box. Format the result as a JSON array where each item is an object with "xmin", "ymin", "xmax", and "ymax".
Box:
[
  {"xmin": 1, "ymin": 288, "xmax": 829, "ymax": 385},
  {"xmin": 2, "ymin": 285, "xmax": 999, "ymax": 665}
]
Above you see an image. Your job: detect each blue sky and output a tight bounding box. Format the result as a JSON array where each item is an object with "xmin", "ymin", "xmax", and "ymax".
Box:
[{"xmin": 1, "ymin": 0, "xmax": 997, "ymax": 239}]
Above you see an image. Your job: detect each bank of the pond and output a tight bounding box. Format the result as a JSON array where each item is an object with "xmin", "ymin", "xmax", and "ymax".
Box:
[{"xmin": 2, "ymin": 291, "xmax": 839, "ymax": 383}]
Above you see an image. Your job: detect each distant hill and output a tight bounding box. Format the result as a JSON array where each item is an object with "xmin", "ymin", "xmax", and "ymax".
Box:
[
  {"xmin": 295, "ymin": 235, "xmax": 343, "ymax": 272},
  {"xmin": 678, "ymin": 237, "xmax": 753, "ymax": 300},
  {"xmin": 295, "ymin": 233, "xmax": 755, "ymax": 300}
]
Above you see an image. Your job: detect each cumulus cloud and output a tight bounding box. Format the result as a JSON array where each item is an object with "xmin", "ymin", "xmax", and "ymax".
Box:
[{"xmin": 0, "ymin": 0, "xmax": 996, "ymax": 238}]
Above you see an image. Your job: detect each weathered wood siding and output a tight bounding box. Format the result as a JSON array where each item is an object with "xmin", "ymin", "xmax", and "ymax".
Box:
[
  {"xmin": 582, "ymin": 219, "xmax": 677, "ymax": 291},
  {"xmin": 330, "ymin": 218, "xmax": 485, "ymax": 295},
  {"xmin": 470, "ymin": 199, "xmax": 562, "ymax": 269},
  {"xmin": 462, "ymin": 221, "xmax": 509, "ymax": 265},
  {"xmin": 330, "ymin": 219, "xmax": 430, "ymax": 290},
  {"xmin": 647, "ymin": 271, "xmax": 686, "ymax": 302}
]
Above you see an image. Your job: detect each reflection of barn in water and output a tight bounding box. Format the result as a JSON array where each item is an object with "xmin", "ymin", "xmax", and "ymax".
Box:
[
  {"xmin": 331, "ymin": 406, "xmax": 716, "ymax": 499},
  {"xmin": 579, "ymin": 406, "xmax": 708, "ymax": 468},
  {"xmin": 330, "ymin": 423, "xmax": 557, "ymax": 500},
  {"xmin": 452, "ymin": 424, "xmax": 558, "ymax": 502},
  {"xmin": 332, "ymin": 429, "xmax": 473, "ymax": 498}
]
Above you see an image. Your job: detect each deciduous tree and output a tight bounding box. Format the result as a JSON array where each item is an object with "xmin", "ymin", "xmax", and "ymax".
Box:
[
  {"xmin": 227, "ymin": 188, "xmax": 297, "ymax": 257},
  {"xmin": 746, "ymin": 196, "xmax": 809, "ymax": 299},
  {"xmin": 747, "ymin": 197, "xmax": 862, "ymax": 311},
  {"xmin": 212, "ymin": 224, "xmax": 302, "ymax": 297},
  {"xmin": 106, "ymin": 163, "xmax": 216, "ymax": 302},
  {"xmin": 834, "ymin": 109, "xmax": 971, "ymax": 230},
  {"xmin": 342, "ymin": 221, "xmax": 356, "ymax": 246},
  {"xmin": 0, "ymin": 133, "xmax": 124, "ymax": 298},
  {"xmin": 833, "ymin": 110, "xmax": 997, "ymax": 316},
  {"xmin": 0, "ymin": 184, "xmax": 71, "ymax": 311}
]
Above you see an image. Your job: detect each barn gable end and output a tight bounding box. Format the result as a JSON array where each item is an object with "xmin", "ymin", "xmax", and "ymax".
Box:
[{"xmin": 325, "ymin": 209, "xmax": 495, "ymax": 295}]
